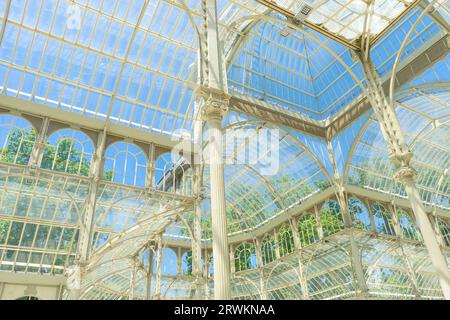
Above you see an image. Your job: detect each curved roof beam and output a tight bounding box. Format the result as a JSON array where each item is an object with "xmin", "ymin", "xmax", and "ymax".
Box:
[
  {"xmin": 389, "ymin": 0, "xmax": 439, "ymax": 108},
  {"xmin": 344, "ymin": 84, "xmax": 450, "ymax": 205},
  {"xmin": 223, "ymin": 119, "xmax": 334, "ymax": 180}
]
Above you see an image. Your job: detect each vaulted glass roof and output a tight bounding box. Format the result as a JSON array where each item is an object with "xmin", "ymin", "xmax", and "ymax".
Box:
[
  {"xmin": 0, "ymin": 0, "xmax": 199, "ymax": 139},
  {"xmin": 0, "ymin": 0, "xmax": 445, "ymax": 131},
  {"xmin": 227, "ymin": 18, "xmax": 365, "ymax": 120},
  {"xmin": 0, "ymin": 0, "xmax": 449, "ymax": 301}
]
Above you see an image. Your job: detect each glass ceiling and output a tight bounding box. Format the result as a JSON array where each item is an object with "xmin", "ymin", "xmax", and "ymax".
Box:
[
  {"xmin": 227, "ymin": 17, "xmax": 365, "ymax": 120},
  {"xmin": 0, "ymin": 0, "xmax": 446, "ymax": 131},
  {"xmin": 261, "ymin": 0, "xmax": 417, "ymax": 40},
  {"xmin": 0, "ymin": 0, "xmax": 199, "ymax": 139}
]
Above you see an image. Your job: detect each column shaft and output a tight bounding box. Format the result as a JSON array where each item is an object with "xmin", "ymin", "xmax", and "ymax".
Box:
[
  {"xmin": 146, "ymin": 249, "xmax": 154, "ymax": 300},
  {"xmin": 403, "ymin": 180, "xmax": 450, "ymax": 298},
  {"xmin": 154, "ymin": 237, "xmax": 163, "ymax": 300},
  {"xmin": 207, "ymin": 113, "xmax": 231, "ymax": 300}
]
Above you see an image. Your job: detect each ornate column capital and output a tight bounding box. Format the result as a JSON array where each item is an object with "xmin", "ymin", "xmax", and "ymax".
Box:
[
  {"xmin": 34, "ymin": 141, "xmax": 46, "ymax": 149},
  {"xmin": 394, "ymin": 166, "xmax": 417, "ymax": 185},
  {"xmin": 197, "ymin": 87, "xmax": 230, "ymax": 120},
  {"xmin": 389, "ymin": 150, "xmax": 414, "ymax": 168},
  {"xmin": 89, "ymin": 175, "xmax": 101, "ymax": 184}
]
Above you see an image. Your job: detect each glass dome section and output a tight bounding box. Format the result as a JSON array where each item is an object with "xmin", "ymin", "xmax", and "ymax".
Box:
[{"xmin": 0, "ymin": 0, "xmax": 448, "ymax": 302}]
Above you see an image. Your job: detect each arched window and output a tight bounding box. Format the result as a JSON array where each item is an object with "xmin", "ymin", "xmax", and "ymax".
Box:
[
  {"xmin": 103, "ymin": 142, "xmax": 147, "ymax": 187},
  {"xmin": 41, "ymin": 129, "xmax": 94, "ymax": 176},
  {"xmin": 155, "ymin": 153, "xmax": 192, "ymax": 195},
  {"xmin": 234, "ymin": 242, "xmax": 256, "ymax": 272},
  {"xmin": 181, "ymin": 251, "xmax": 192, "ymax": 276},
  {"xmin": 437, "ymin": 219, "xmax": 450, "ymax": 247},
  {"xmin": 278, "ymin": 225, "xmax": 295, "ymax": 257},
  {"xmin": 298, "ymin": 213, "xmax": 319, "ymax": 246},
  {"xmin": 155, "ymin": 248, "xmax": 178, "ymax": 276},
  {"xmin": 372, "ymin": 203, "xmax": 396, "ymax": 236},
  {"xmin": 320, "ymin": 200, "xmax": 345, "ymax": 237},
  {"xmin": 348, "ymin": 197, "xmax": 371, "ymax": 231},
  {"xmin": 261, "ymin": 235, "xmax": 276, "ymax": 265},
  {"xmin": 183, "ymin": 167, "xmax": 193, "ymax": 195},
  {"xmin": 0, "ymin": 115, "xmax": 36, "ymax": 165},
  {"xmin": 397, "ymin": 208, "xmax": 421, "ymax": 241}
]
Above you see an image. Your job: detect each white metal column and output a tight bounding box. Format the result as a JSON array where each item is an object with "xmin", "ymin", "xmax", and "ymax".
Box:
[
  {"xmin": 204, "ymin": 94, "xmax": 231, "ymax": 300},
  {"xmin": 254, "ymin": 238, "xmax": 268, "ymax": 300},
  {"xmin": 154, "ymin": 236, "xmax": 163, "ymax": 300},
  {"xmin": 146, "ymin": 247, "xmax": 154, "ymax": 300},
  {"xmin": 290, "ymin": 218, "xmax": 310, "ymax": 300},
  {"xmin": 67, "ymin": 128, "xmax": 107, "ymax": 300},
  {"xmin": 192, "ymin": 163, "xmax": 204, "ymax": 299},
  {"xmin": 199, "ymin": 0, "xmax": 231, "ymax": 300},
  {"xmin": 360, "ymin": 55, "xmax": 450, "ymax": 299},
  {"xmin": 78, "ymin": 129, "xmax": 107, "ymax": 264}
]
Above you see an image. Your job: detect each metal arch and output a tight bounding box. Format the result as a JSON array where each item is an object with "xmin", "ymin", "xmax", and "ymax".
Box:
[
  {"xmin": 388, "ymin": 0, "xmax": 440, "ymax": 109},
  {"xmin": 88, "ymin": 206, "xmax": 186, "ymax": 265},
  {"xmin": 408, "ymin": 119, "xmax": 450, "ymax": 151},
  {"xmin": 372, "ymin": 244, "xmax": 422, "ymax": 297},
  {"xmin": 363, "ymin": 241, "xmax": 403, "ymax": 279},
  {"xmin": 241, "ymin": 163, "xmax": 287, "ymax": 210},
  {"xmin": 223, "ymin": 119, "xmax": 335, "ymax": 182},
  {"xmin": 94, "ymin": 191, "xmax": 177, "ymax": 215},
  {"xmin": 343, "ymin": 84, "xmax": 450, "ymax": 181},
  {"xmin": 84, "ymin": 241, "xmax": 162, "ymax": 291},
  {"xmin": 90, "ymin": 235, "xmax": 167, "ymax": 272},
  {"xmin": 346, "ymin": 195, "xmax": 373, "ymax": 229},
  {"xmin": 224, "ymin": 202, "xmax": 258, "ymax": 235},
  {"xmin": 86, "ymin": 237, "xmax": 159, "ymax": 274},
  {"xmin": 176, "ymin": 0, "xmax": 205, "ymax": 85},
  {"xmin": 225, "ymin": 14, "xmax": 268, "ymax": 65},
  {"xmin": 343, "ymin": 113, "xmax": 373, "ymax": 180},
  {"xmin": 0, "ymin": 111, "xmax": 41, "ymax": 133},
  {"xmin": 264, "ymin": 261, "xmax": 304, "ymax": 298},
  {"xmin": 231, "ymin": 275, "xmax": 263, "ymax": 299},
  {"xmin": 45, "ymin": 127, "xmax": 97, "ymax": 154},
  {"xmin": 220, "ymin": 119, "xmax": 335, "ymax": 232},
  {"xmin": 221, "ymin": 122, "xmax": 290, "ymax": 213},
  {"xmin": 290, "ymin": 237, "xmax": 354, "ymax": 294},
  {"xmin": 88, "ymin": 244, "xmax": 155, "ymax": 283},
  {"xmin": 80, "ymin": 265, "xmax": 133, "ymax": 296},
  {"xmin": 174, "ymin": 213, "xmax": 195, "ymax": 240},
  {"xmin": 91, "ymin": 193, "xmax": 158, "ymax": 231}
]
